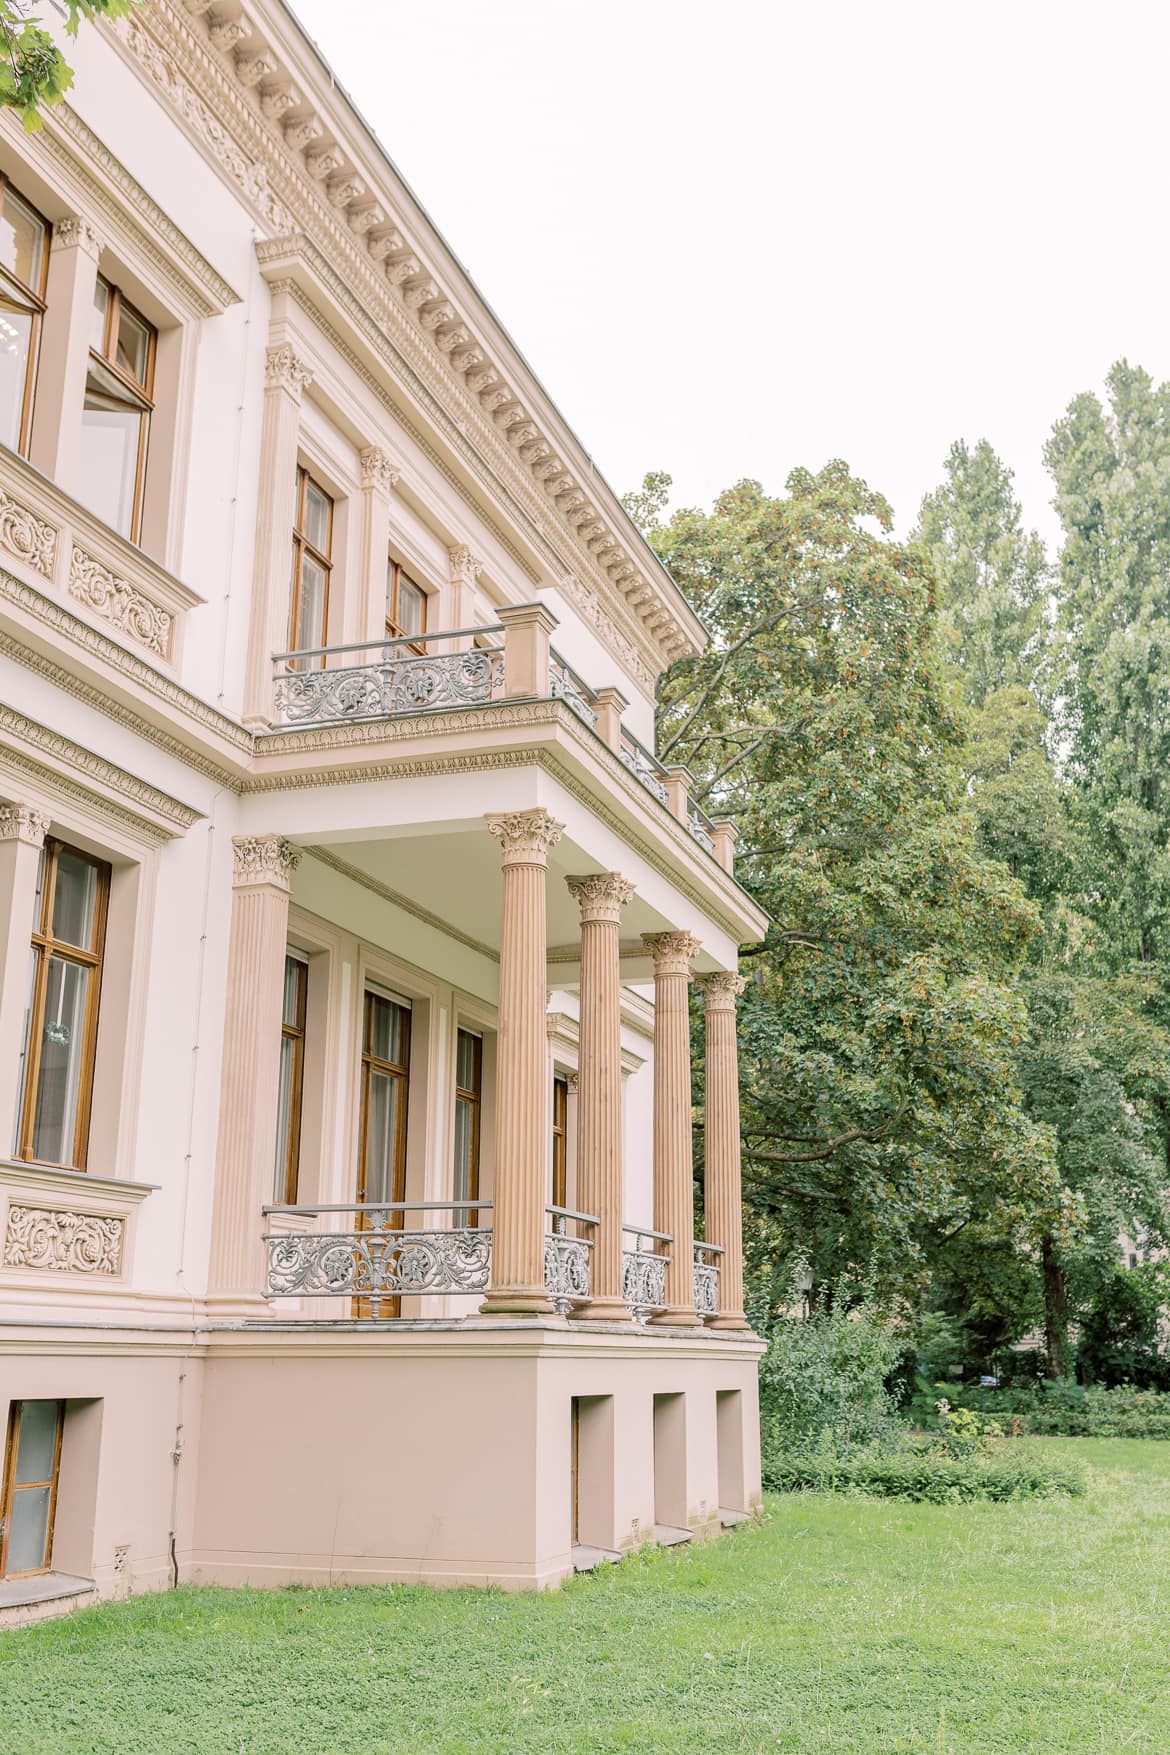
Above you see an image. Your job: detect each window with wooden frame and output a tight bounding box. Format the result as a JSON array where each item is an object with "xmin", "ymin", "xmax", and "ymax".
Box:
[
  {"xmin": 356, "ymin": 987, "xmax": 411, "ymax": 1210},
  {"xmin": 0, "ymin": 176, "xmax": 48, "ymax": 457},
  {"xmin": 385, "ymin": 556, "xmax": 427, "ymax": 651},
  {"xmin": 289, "ymin": 467, "xmax": 333, "ymax": 660},
  {"xmin": 273, "ymin": 951, "xmax": 308, "ymax": 1205},
  {"xmin": 16, "ymin": 840, "xmax": 109, "ymax": 1171},
  {"xmin": 551, "ymin": 1073, "xmax": 569, "ymax": 1209},
  {"xmin": 1, "ymin": 1400, "xmax": 64, "ymax": 1579},
  {"xmin": 453, "ymin": 1027, "xmax": 482, "ymax": 1224},
  {"xmin": 78, "ymin": 275, "xmax": 156, "ymax": 541}
]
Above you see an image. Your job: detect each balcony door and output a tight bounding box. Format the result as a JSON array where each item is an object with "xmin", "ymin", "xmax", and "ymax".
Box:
[{"xmin": 354, "ymin": 986, "xmax": 411, "ymax": 1316}]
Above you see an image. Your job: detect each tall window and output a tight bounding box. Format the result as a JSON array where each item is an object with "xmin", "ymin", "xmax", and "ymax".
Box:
[
  {"xmin": 453, "ymin": 1028, "xmax": 482, "ymax": 1224},
  {"xmin": 273, "ymin": 951, "xmax": 308, "ymax": 1205},
  {"xmin": 289, "ymin": 468, "xmax": 333, "ymax": 658},
  {"xmin": 78, "ymin": 276, "xmax": 155, "ymax": 541},
  {"xmin": 357, "ymin": 988, "xmax": 411, "ymax": 1209},
  {"xmin": 0, "ymin": 178, "xmax": 48, "ymax": 456},
  {"xmin": 1, "ymin": 1400, "xmax": 64, "ymax": 1579},
  {"xmin": 17, "ymin": 840, "xmax": 109, "ymax": 1170},
  {"xmin": 551, "ymin": 1073, "xmax": 569, "ymax": 1209},
  {"xmin": 385, "ymin": 557, "xmax": 426, "ymax": 651}
]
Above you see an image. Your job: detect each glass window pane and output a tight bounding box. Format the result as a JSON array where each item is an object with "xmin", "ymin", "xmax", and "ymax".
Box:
[
  {"xmin": 293, "ymin": 554, "xmax": 328, "ymax": 651},
  {"xmin": 453, "ymin": 1095, "xmax": 473, "ymax": 1205},
  {"xmin": 368, "ymin": 994, "xmax": 407, "ymax": 1066},
  {"xmin": 0, "ymin": 299, "xmax": 34, "ymax": 450},
  {"xmin": 51, "ymin": 849, "xmax": 100, "ymax": 950},
  {"xmin": 91, "ymin": 277, "xmax": 109, "ymax": 354},
  {"xmin": 0, "ymin": 189, "xmax": 45, "ymax": 293},
  {"xmin": 6, "ymin": 1483, "xmax": 52, "ymax": 1573},
  {"xmin": 399, "ymin": 577, "xmax": 425, "ymax": 639},
  {"xmin": 455, "ymin": 1029, "xmax": 479, "ymax": 1094},
  {"xmin": 13, "ymin": 1401, "xmax": 59, "ymax": 1484},
  {"xmin": 281, "ymin": 955, "xmax": 305, "ymax": 1028},
  {"xmin": 79, "ymin": 365, "xmax": 143, "ymax": 538},
  {"xmin": 364, "ymin": 1070, "xmax": 400, "ymax": 1205},
  {"xmin": 30, "ymin": 956, "xmax": 90, "ymax": 1165},
  {"xmin": 302, "ymin": 479, "xmax": 331, "ymax": 554},
  {"xmin": 116, "ymin": 304, "xmax": 150, "ymax": 388},
  {"xmin": 14, "ymin": 945, "xmax": 37, "ymax": 1156},
  {"xmin": 273, "ymin": 1035, "xmax": 297, "ymax": 1201}
]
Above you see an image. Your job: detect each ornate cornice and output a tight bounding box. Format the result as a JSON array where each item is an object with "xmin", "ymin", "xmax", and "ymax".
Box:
[
  {"xmin": 485, "ymin": 807, "xmax": 564, "ymax": 867},
  {"xmin": 642, "ymin": 930, "xmax": 702, "ymax": 976},
  {"xmin": 359, "ymin": 446, "xmax": 400, "ymax": 493},
  {"xmin": 566, "ymin": 871, "xmax": 635, "ymax": 924},
  {"xmin": 0, "ymin": 802, "xmax": 50, "ymax": 845},
  {"xmin": 264, "ymin": 341, "xmax": 313, "ymax": 398},
  {"xmin": 232, "ymin": 833, "xmax": 301, "ymax": 888},
  {"xmin": 698, "ymin": 971, "xmax": 746, "ymax": 1009},
  {"xmin": 108, "ymin": 1, "xmax": 702, "ymax": 682},
  {"xmin": 0, "ymin": 702, "xmax": 202, "ymax": 841}
]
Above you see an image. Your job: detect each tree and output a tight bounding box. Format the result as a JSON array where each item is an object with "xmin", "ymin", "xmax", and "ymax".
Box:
[
  {"xmin": 0, "ymin": 1, "xmax": 131, "ymax": 131},
  {"xmin": 627, "ymin": 464, "xmax": 1066, "ymax": 1310}
]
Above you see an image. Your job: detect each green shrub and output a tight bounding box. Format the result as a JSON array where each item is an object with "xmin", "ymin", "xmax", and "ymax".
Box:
[
  {"xmin": 942, "ymin": 1381, "xmax": 1170, "ymax": 1438},
  {"xmin": 763, "ymin": 1446, "xmax": 1086, "ymax": 1502},
  {"xmin": 758, "ymin": 1295, "xmax": 903, "ymax": 1454}
]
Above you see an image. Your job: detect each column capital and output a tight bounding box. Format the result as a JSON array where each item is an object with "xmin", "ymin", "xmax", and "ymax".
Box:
[
  {"xmin": 0, "ymin": 804, "xmax": 49, "ymax": 848},
  {"xmin": 264, "ymin": 342, "xmax": 313, "ymax": 401},
  {"xmin": 232, "ymin": 834, "xmax": 301, "ymax": 891},
  {"xmin": 567, "ymin": 871, "xmax": 635, "ymax": 925},
  {"xmin": 51, "ymin": 216, "xmax": 102, "ymax": 258},
  {"xmin": 448, "ymin": 544, "xmax": 484, "ymax": 587},
  {"xmin": 486, "ymin": 808, "xmax": 563, "ymax": 868},
  {"xmin": 698, "ymin": 971, "xmax": 746, "ymax": 1010},
  {"xmin": 359, "ymin": 446, "xmax": 400, "ymax": 493},
  {"xmin": 642, "ymin": 930, "xmax": 701, "ymax": 977}
]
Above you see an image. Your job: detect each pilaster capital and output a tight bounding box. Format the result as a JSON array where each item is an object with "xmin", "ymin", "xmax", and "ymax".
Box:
[
  {"xmin": 485, "ymin": 808, "xmax": 563, "ymax": 868},
  {"xmin": 698, "ymin": 971, "xmax": 746, "ymax": 1010},
  {"xmin": 566, "ymin": 871, "xmax": 635, "ymax": 925},
  {"xmin": 0, "ymin": 803, "xmax": 50, "ymax": 847},
  {"xmin": 51, "ymin": 215, "xmax": 102, "ymax": 258},
  {"xmin": 448, "ymin": 544, "xmax": 484, "ymax": 588},
  {"xmin": 642, "ymin": 930, "xmax": 701, "ymax": 977},
  {"xmin": 359, "ymin": 446, "xmax": 400, "ymax": 493},
  {"xmin": 231, "ymin": 834, "xmax": 301, "ymax": 891},
  {"xmin": 264, "ymin": 343, "xmax": 313, "ymax": 401}
]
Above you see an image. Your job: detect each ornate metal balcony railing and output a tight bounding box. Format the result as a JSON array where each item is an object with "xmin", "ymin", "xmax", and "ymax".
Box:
[
  {"xmin": 544, "ymin": 1204, "xmax": 597, "ymax": 1316},
  {"xmin": 622, "ymin": 1224, "xmax": 671, "ymax": 1323},
  {"xmin": 262, "ymin": 1201, "xmax": 493, "ymax": 1316},
  {"xmin": 549, "ymin": 648, "xmax": 599, "ymax": 729},
  {"xmin": 693, "ymin": 1240, "xmax": 723, "ymax": 1318},
  {"xmin": 618, "ymin": 730, "xmax": 670, "ymax": 805},
  {"xmin": 271, "ymin": 627, "xmax": 505, "ymax": 727},
  {"xmin": 686, "ymin": 800, "xmax": 718, "ymax": 855}
]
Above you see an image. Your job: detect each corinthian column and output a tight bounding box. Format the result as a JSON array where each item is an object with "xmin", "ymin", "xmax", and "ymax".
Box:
[
  {"xmin": 643, "ymin": 930, "xmax": 702, "ymax": 1325},
  {"xmin": 699, "ymin": 972, "xmax": 750, "ymax": 1329},
  {"xmin": 207, "ymin": 835, "xmax": 300, "ymax": 1312},
  {"xmin": 481, "ymin": 809, "xmax": 563, "ymax": 1315},
  {"xmin": 567, "ymin": 872, "xmax": 635, "ymax": 1321}
]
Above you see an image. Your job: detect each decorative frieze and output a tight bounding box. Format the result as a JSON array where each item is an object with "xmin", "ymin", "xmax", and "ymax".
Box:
[
  {"xmin": 68, "ymin": 545, "xmax": 174, "ymax": 659},
  {"xmin": 3, "ymin": 1205, "xmax": 125, "ymax": 1276},
  {"xmin": 231, "ymin": 834, "xmax": 301, "ymax": 888},
  {"xmin": 0, "ymin": 489, "xmax": 56, "ymax": 578}
]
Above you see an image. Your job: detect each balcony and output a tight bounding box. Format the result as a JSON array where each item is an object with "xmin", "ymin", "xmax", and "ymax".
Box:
[
  {"xmin": 262, "ymin": 1204, "xmax": 717, "ymax": 1323},
  {"xmin": 267, "ymin": 611, "xmax": 733, "ymax": 870}
]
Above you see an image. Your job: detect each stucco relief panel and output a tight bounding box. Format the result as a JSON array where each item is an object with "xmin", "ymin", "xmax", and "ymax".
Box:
[{"xmin": 3, "ymin": 1204, "xmax": 126, "ymax": 1276}]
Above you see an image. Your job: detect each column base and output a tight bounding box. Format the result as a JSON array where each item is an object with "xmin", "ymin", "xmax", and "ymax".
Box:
[
  {"xmin": 478, "ymin": 1290, "xmax": 557, "ymax": 1317},
  {"xmin": 706, "ymin": 1313, "xmax": 754, "ymax": 1332},
  {"xmin": 570, "ymin": 1298, "xmax": 633, "ymax": 1324},
  {"xmin": 204, "ymin": 1292, "xmax": 273, "ymax": 1322},
  {"xmin": 649, "ymin": 1307, "xmax": 704, "ymax": 1328}
]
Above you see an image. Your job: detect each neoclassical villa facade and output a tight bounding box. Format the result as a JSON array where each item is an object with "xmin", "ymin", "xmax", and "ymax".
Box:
[{"xmin": 0, "ymin": 0, "xmax": 766, "ymax": 1617}]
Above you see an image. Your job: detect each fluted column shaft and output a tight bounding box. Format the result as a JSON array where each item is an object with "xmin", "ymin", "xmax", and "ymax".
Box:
[
  {"xmin": 644, "ymin": 931, "xmax": 702, "ymax": 1325},
  {"xmin": 700, "ymin": 973, "xmax": 750, "ymax": 1328},
  {"xmin": 0, "ymin": 805, "xmax": 50, "ymax": 1153},
  {"xmin": 568, "ymin": 873, "xmax": 634, "ymax": 1321},
  {"xmin": 207, "ymin": 835, "xmax": 300, "ymax": 1309},
  {"xmin": 482, "ymin": 810, "xmax": 563, "ymax": 1314}
]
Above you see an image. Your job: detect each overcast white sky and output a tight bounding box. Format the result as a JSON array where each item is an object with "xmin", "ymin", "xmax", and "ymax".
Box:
[{"xmin": 291, "ymin": 0, "xmax": 1170, "ymax": 549}]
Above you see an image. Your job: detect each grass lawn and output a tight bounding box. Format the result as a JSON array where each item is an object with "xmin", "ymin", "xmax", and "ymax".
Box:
[{"xmin": 3, "ymin": 1438, "xmax": 1168, "ymax": 1754}]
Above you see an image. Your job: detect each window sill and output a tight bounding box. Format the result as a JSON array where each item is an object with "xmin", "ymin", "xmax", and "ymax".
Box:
[
  {"xmin": 0, "ymin": 1571, "xmax": 95, "ymax": 1610},
  {"xmin": 0, "ymin": 1162, "xmax": 157, "ymax": 1204}
]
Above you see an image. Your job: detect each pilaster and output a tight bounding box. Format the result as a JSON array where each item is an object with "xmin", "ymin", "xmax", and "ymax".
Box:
[
  {"xmin": 243, "ymin": 343, "xmax": 313, "ymax": 727},
  {"xmin": 353, "ymin": 446, "xmax": 398, "ymax": 644},
  {"xmin": 29, "ymin": 217, "xmax": 102, "ymax": 490},
  {"xmin": 0, "ymin": 804, "xmax": 49, "ymax": 1156}
]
